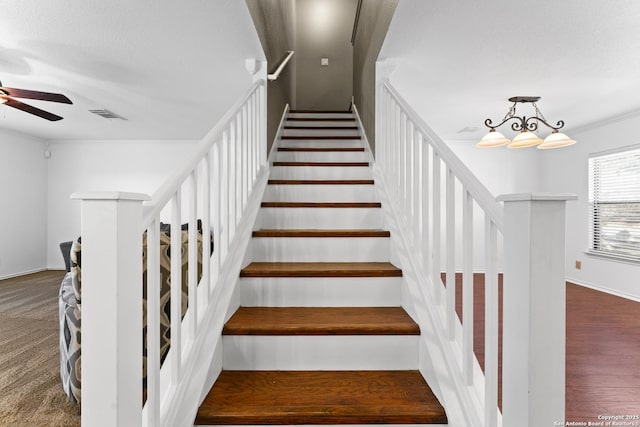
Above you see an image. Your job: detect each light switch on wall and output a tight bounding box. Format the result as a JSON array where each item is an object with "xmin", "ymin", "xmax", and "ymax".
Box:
[{"xmin": 321, "ymin": 58, "xmax": 329, "ymax": 66}]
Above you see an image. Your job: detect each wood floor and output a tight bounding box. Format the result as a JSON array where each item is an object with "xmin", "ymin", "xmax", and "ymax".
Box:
[
  {"xmin": 446, "ymin": 273, "xmax": 640, "ymax": 422},
  {"xmin": 1, "ymin": 271, "xmax": 638, "ymax": 425}
]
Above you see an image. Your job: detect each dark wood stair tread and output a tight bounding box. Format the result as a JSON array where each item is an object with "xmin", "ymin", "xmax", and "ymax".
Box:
[
  {"xmin": 268, "ymin": 179, "xmax": 374, "ymax": 185},
  {"xmin": 223, "ymin": 307, "xmax": 419, "ymax": 336},
  {"xmin": 252, "ymin": 229, "xmax": 390, "ymax": 238},
  {"xmin": 289, "ymin": 109, "xmax": 352, "ymax": 113},
  {"xmin": 287, "ymin": 117, "xmax": 356, "ymax": 122},
  {"xmin": 261, "ymin": 202, "xmax": 381, "ymax": 208},
  {"xmin": 240, "ymin": 262, "xmax": 402, "ymax": 278},
  {"xmin": 278, "ymin": 147, "xmax": 365, "ymax": 152},
  {"xmin": 284, "ymin": 126, "xmax": 359, "ymax": 130},
  {"xmin": 273, "ymin": 161, "xmax": 368, "ymax": 167},
  {"xmin": 196, "ymin": 370, "xmax": 448, "ymax": 425},
  {"xmin": 282, "ymin": 135, "xmax": 361, "ymax": 140}
]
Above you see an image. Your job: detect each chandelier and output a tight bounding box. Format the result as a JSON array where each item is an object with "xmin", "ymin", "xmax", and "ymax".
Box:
[{"xmin": 477, "ymin": 96, "xmax": 576, "ymax": 149}]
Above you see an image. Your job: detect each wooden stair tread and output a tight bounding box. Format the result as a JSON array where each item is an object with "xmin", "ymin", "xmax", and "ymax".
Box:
[
  {"xmin": 196, "ymin": 370, "xmax": 448, "ymax": 425},
  {"xmin": 223, "ymin": 307, "xmax": 419, "ymax": 336},
  {"xmin": 252, "ymin": 229, "xmax": 390, "ymax": 238},
  {"xmin": 287, "ymin": 117, "xmax": 356, "ymax": 122},
  {"xmin": 278, "ymin": 147, "xmax": 365, "ymax": 152},
  {"xmin": 289, "ymin": 109, "xmax": 352, "ymax": 114},
  {"xmin": 268, "ymin": 179, "xmax": 374, "ymax": 185},
  {"xmin": 240, "ymin": 262, "xmax": 402, "ymax": 278},
  {"xmin": 261, "ymin": 202, "xmax": 381, "ymax": 208},
  {"xmin": 282, "ymin": 135, "xmax": 361, "ymax": 140},
  {"xmin": 284, "ymin": 126, "xmax": 359, "ymax": 130},
  {"xmin": 273, "ymin": 161, "xmax": 368, "ymax": 167}
]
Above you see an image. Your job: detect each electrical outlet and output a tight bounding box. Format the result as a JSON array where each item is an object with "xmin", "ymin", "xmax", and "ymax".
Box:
[
  {"xmin": 321, "ymin": 57, "xmax": 329, "ymax": 66},
  {"xmin": 575, "ymin": 260, "xmax": 582, "ymax": 270}
]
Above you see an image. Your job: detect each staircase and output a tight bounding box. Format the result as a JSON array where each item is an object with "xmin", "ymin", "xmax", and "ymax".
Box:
[{"xmin": 195, "ymin": 110, "xmax": 447, "ymax": 425}]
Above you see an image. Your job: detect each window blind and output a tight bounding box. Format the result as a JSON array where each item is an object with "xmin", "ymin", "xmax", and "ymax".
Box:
[{"xmin": 588, "ymin": 145, "xmax": 640, "ymax": 261}]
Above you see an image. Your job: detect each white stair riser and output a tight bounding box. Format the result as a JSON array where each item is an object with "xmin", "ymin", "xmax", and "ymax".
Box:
[
  {"xmin": 288, "ymin": 113, "xmax": 354, "ymax": 119},
  {"xmin": 222, "ymin": 335, "xmax": 418, "ymax": 370},
  {"xmin": 252, "ymin": 237, "xmax": 389, "ymax": 262},
  {"xmin": 269, "ymin": 166, "xmax": 371, "ymax": 180},
  {"xmin": 283, "ymin": 128, "xmax": 360, "ymax": 137},
  {"xmin": 275, "ymin": 151, "xmax": 368, "ymax": 162},
  {"xmin": 258, "ymin": 207, "xmax": 383, "ymax": 229},
  {"xmin": 264, "ymin": 184, "xmax": 376, "ymax": 202},
  {"xmin": 279, "ymin": 140, "xmax": 363, "ymax": 148},
  {"xmin": 239, "ymin": 277, "xmax": 402, "ymax": 307}
]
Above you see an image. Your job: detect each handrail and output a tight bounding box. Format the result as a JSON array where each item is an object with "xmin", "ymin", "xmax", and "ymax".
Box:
[
  {"xmin": 142, "ymin": 80, "xmax": 265, "ymax": 227},
  {"xmin": 351, "ymin": 0, "xmax": 363, "ymax": 45},
  {"xmin": 382, "ymin": 80, "xmax": 504, "ymax": 231},
  {"xmin": 267, "ymin": 51, "xmax": 294, "ymax": 81}
]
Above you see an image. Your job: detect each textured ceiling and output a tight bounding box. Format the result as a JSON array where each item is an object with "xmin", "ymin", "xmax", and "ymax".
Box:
[
  {"xmin": 380, "ymin": 0, "xmax": 640, "ymax": 141},
  {"xmin": 0, "ymin": 0, "xmax": 263, "ymax": 141}
]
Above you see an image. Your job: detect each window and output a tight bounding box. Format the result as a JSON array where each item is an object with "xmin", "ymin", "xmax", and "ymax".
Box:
[{"xmin": 588, "ymin": 145, "xmax": 640, "ymax": 261}]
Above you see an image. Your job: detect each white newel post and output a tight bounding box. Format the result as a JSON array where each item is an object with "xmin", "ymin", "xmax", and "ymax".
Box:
[
  {"xmin": 71, "ymin": 191, "xmax": 150, "ymax": 427},
  {"xmin": 498, "ymin": 193, "xmax": 576, "ymax": 427}
]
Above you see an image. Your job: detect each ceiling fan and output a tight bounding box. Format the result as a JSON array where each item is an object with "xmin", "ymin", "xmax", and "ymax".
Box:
[{"xmin": 0, "ymin": 80, "xmax": 72, "ymax": 121}]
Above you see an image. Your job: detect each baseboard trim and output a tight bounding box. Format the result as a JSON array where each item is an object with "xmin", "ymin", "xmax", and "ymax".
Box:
[
  {"xmin": 0, "ymin": 268, "xmax": 48, "ymax": 281},
  {"xmin": 566, "ymin": 278, "xmax": 640, "ymax": 302}
]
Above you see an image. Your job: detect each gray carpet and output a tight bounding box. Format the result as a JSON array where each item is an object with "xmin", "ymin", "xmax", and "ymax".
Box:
[{"xmin": 0, "ymin": 270, "xmax": 80, "ymax": 427}]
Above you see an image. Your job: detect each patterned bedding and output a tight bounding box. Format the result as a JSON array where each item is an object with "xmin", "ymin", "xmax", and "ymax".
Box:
[{"xmin": 59, "ymin": 225, "xmax": 206, "ymax": 404}]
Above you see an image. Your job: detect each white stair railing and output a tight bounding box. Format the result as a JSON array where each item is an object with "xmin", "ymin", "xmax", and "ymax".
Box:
[
  {"xmin": 375, "ymin": 79, "xmax": 574, "ymax": 427},
  {"xmin": 72, "ymin": 79, "xmax": 267, "ymax": 427}
]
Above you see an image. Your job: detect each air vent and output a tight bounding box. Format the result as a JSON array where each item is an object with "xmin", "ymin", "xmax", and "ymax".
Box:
[{"xmin": 89, "ymin": 109, "xmax": 127, "ymax": 120}]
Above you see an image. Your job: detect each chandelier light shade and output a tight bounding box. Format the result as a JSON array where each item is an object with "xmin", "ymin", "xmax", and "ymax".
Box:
[
  {"xmin": 479, "ymin": 96, "xmax": 575, "ymax": 150},
  {"xmin": 508, "ymin": 131, "xmax": 543, "ymax": 148},
  {"xmin": 477, "ymin": 129, "xmax": 510, "ymax": 147},
  {"xmin": 538, "ymin": 130, "xmax": 576, "ymax": 149}
]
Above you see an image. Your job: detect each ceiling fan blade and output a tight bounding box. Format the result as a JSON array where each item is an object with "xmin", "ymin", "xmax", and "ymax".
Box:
[
  {"xmin": 4, "ymin": 97, "xmax": 64, "ymax": 121},
  {"xmin": 0, "ymin": 87, "xmax": 72, "ymax": 104}
]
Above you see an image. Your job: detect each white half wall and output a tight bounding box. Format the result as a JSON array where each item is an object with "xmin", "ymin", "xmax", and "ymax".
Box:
[
  {"xmin": 539, "ymin": 114, "xmax": 640, "ymax": 301},
  {"xmin": 0, "ymin": 129, "xmax": 48, "ymax": 279},
  {"xmin": 46, "ymin": 140, "xmax": 197, "ymax": 269}
]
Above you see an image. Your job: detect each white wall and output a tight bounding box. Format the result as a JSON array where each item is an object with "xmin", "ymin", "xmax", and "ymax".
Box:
[
  {"xmin": 539, "ymin": 115, "xmax": 640, "ymax": 301},
  {"xmin": 46, "ymin": 140, "xmax": 198, "ymax": 269},
  {"xmin": 0, "ymin": 129, "xmax": 48, "ymax": 279}
]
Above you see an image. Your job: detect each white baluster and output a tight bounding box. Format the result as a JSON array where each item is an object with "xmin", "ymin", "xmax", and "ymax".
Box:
[
  {"xmin": 145, "ymin": 217, "xmax": 160, "ymax": 427},
  {"xmin": 421, "ymin": 135, "xmax": 431, "ymax": 275},
  {"xmin": 412, "ymin": 126, "xmax": 420, "ymax": 249},
  {"xmin": 241, "ymin": 105, "xmax": 247, "ymax": 208},
  {"xmin": 202, "ymin": 152, "xmax": 211, "ymax": 304},
  {"xmin": 462, "ymin": 189, "xmax": 474, "ymax": 385},
  {"xmin": 212, "ymin": 144, "xmax": 221, "ymax": 293},
  {"xmin": 170, "ymin": 191, "xmax": 182, "ymax": 383},
  {"xmin": 188, "ymin": 171, "xmax": 198, "ymax": 337},
  {"xmin": 484, "ymin": 216, "xmax": 499, "ymax": 427},
  {"xmin": 446, "ymin": 167, "xmax": 456, "ymax": 340},
  {"xmin": 235, "ymin": 114, "xmax": 243, "ymax": 224},
  {"xmin": 228, "ymin": 121, "xmax": 236, "ymax": 239},
  {"xmin": 221, "ymin": 130, "xmax": 230, "ymax": 262},
  {"xmin": 432, "ymin": 152, "xmax": 442, "ymax": 303}
]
